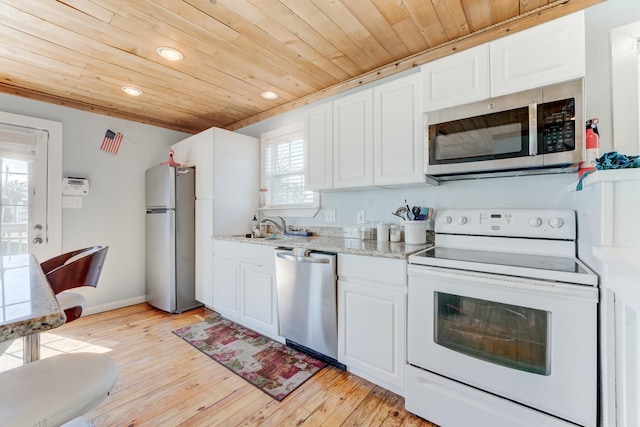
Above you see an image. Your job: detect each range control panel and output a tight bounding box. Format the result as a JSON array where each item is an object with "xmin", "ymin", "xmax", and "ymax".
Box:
[{"xmin": 435, "ymin": 208, "xmax": 576, "ymax": 240}]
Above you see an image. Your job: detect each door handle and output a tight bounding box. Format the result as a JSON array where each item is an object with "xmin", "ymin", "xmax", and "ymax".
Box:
[
  {"xmin": 33, "ymin": 224, "xmax": 43, "ymax": 231},
  {"xmin": 32, "ymin": 237, "xmax": 43, "ymax": 245},
  {"xmin": 277, "ymin": 252, "xmax": 329, "ymax": 263}
]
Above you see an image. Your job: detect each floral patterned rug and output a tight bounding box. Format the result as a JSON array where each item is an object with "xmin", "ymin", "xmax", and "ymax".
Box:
[{"xmin": 173, "ymin": 315, "xmax": 327, "ymax": 401}]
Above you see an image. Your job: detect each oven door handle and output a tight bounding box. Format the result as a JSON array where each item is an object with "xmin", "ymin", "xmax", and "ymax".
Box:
[{"xmin": 408, "ymin": 265, "xmax": 598, "ymax": 302}]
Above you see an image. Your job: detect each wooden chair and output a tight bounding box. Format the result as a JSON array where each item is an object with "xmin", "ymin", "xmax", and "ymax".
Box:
[{"xmin": 41, "ymin": 245, "xmax": 108, "ymax": 323}]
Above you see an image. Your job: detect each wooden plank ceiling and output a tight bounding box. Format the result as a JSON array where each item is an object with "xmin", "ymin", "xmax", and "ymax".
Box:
[{"xmin": 0, "ymin": 0, "xmax": 603, "ymax": 134}]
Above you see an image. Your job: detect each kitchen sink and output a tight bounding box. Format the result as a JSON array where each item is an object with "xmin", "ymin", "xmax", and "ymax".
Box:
[{"xmin": 231, "ymin": 233, "xmax": 288, "ymax": 240}]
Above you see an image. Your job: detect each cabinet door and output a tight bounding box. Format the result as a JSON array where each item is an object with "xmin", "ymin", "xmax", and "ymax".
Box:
[
  {"xmin": 333, "ymin": 90, "xmax": 374, "ymax": 188},
  {"xmin": 171, "ymin": 128, "xmax": 215, "ymax": 198},
  {"xmin": 305, "ymin": 102, "xmax": 333, "ymax": 190},
  {"xmin": 192, "ymin": 130, "xmax": 214, "ymax": 200},
  {"xmin": 338, "ymin": 279, "xmax": 406, "ymax": 392},
  {"xmin": 212, "ymin": 257, "xmax": 240, "ymax": 320},
  {"xmin": 195, "ymin": 200, "xmax": 213, "ymax": 307},
  {"xmin": 374, "ymin": 73, "xmax": 424, "ymax": 186},
  {"xmin": 240, "ymin": 263, "xmax": 278, "ymax": 337},
  {"xmin": 490, "ymin": 11, "xmax": 585, "ymax": 97},
  {"xmin": 170, "ymin": 137, "xmax": 195, "ymax": 167},
  {"xmin": 422, "ymin": 44, "xmax": 490, "ymax": 112}
]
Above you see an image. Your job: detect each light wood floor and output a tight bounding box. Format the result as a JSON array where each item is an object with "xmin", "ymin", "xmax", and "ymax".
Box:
[{"xmin": 1, "ymin": 303, "xmax": 438, "ymax": 426}]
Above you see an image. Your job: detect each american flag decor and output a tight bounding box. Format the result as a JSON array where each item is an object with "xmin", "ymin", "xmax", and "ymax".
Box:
[{"xmin": 100, "ymin": 129, "xmax": 123, "ymax": 155}]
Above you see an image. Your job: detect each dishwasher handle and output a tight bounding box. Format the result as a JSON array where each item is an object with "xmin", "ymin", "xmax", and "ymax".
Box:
[{"xmin": 276, "ymin": 252, "xmax": 330, "ymax": 264}]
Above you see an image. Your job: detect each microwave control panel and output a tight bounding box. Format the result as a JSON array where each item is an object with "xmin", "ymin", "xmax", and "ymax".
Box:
[{"xmin": 539, "ymin": 98, "xmax": 576, "ymax": 153}]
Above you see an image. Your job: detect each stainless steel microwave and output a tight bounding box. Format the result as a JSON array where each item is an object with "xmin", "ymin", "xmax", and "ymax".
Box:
[{"xmin": 424, "ymin": 79, "xmax": 584, "ymax": 179}]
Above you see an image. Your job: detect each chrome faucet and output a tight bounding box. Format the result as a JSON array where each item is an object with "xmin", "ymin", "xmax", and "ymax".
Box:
[{"xmin": 261, "ymin": 216, "xmax": 286, "ymax": 234}]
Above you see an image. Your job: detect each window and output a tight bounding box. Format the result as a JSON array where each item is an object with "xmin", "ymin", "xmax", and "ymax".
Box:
[
  {"xmin": 611, "ymin": 22, "xmax": 640, "ymax": 154},
  {"xmin": 260, "ymin": 123, "xmax": 317, "ymax": 211}
]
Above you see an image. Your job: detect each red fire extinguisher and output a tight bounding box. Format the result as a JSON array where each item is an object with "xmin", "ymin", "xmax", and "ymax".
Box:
[{"xmin": 580, "ymin": 118, "xmax": 600, "ymax": 176}]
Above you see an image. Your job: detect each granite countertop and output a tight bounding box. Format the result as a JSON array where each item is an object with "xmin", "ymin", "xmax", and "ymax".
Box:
[
  {"xmin": 0, "ymin": 254, "xmax": 66, "ymax": 342},
  {"xmin": 214, "ymin": 233, "xmax": 433, "ymax": 260}
]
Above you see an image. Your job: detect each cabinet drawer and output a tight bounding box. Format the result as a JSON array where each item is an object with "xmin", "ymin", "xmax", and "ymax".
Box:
[
  {"xmin": 212, "ymin": 240, "xmax": 275, "ymax": 266},
  {"xmin": 338, "ymin": 254, "xmax": 406, "ymax": 288}
]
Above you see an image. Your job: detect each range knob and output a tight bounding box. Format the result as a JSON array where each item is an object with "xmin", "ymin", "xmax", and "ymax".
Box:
[
  {"xmin": 549, "ymin": 217, "xmax": 565, "ymax": 228},
  {"xmin": 457, "ymin": 216, "xmax": 468, "ymax": 225},
  {"xmin": 442, "ymin": 216, "xmax": 452, "ymax": 225},
  {"xmin": 528, "ymin": 217, "xmax": 543, "ymax": 228}
]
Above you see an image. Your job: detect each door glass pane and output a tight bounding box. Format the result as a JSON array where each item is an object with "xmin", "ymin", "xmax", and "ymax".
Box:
[
  {"xmin": 435, "ymin": 292, "xmax": 550, "ymax": 375},
  {"xmin": 0, "ymin": 158, "xmax": 29, "ymax": 256},
  {"xmin": 429, "ymin": 106, "xmax": 529, "ymax": 163}
]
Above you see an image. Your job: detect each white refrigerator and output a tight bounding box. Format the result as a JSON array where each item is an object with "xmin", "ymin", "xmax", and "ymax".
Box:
[{"xmin": 145, "ymin": 165, "xmax": 201, "ymax": 313}]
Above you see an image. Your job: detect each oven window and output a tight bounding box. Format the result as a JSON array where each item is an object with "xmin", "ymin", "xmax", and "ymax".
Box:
[
  {"xmin": 429, "ymin": 106, "xmax": 530, "ymax": 164},
  {"xmin": 435, "ymin": 292, "xmax": 550, "ymax": 375}
]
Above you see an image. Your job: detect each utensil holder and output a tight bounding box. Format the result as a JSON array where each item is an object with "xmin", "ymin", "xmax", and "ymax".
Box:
[{"xmin": 404, "ymin": 221, "xmax": 426, "ymax": 244}]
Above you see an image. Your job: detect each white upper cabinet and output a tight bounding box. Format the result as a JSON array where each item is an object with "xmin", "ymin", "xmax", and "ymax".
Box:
[
  {"xmin": 170, "ymin": 137, "xmax": 195, "ymax": 167},
  {"xmin": 490, "ymin": 11, "xmax": 585, "ymax": 97},
  {"xmin": 304, "ymin": 102, "xmax": 333, "ymax": 191},
  {"xmin": 374, "ymin": 73, "xmax": 424, "ymax": 186},
  {"xmin": 306, "ymin": 72, "xmax": 424, "ymax": 190},
  {"xmin": 422, "ymin": 44, "xmax": 490, "ymax": 112},
  {"xmin": 333, "ymin": 89, "xmax": 374, "ymax": 189},
  {"xmin": 421, "ymin": 11, "xmax": 585, "ymax": 111}
]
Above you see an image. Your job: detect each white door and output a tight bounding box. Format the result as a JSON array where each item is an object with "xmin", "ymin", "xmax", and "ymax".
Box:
[{"xmin": 0, "ymin": 124, "xmax": 48, "ymax": 261}]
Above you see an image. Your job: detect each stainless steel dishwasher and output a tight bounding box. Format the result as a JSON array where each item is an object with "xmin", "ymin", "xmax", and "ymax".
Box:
[{"xmin": 274, "ymin": 247, "xmax": 343, "ymax": 368}]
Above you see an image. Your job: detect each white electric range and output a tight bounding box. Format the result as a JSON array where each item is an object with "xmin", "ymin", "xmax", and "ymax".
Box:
[{"xmin": 406, "ymin": 208, "xmax": 598, "ymax": 427}]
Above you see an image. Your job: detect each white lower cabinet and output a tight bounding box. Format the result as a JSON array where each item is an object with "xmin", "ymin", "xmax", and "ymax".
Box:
[
  {"xmin": 240, "ymin": 263, "xmax": 277, "ymax": 336},
  {"xmin": 594, "ymin": 247, "xmax": 640, "ymax": 427},
  {"xmin": 195, "ymin": 200, "xmax": 214, "ymax": 307},
  {"xmin": 338, "ymin": 254, "xmax": 406, "ymax": 395},
  {"xmin": 212, "ymin": 256, "xmax": 240, "ymax": 318},
  {"xmin": 211, "ymin": 240, "xmax": 279, "ymax": 340}
]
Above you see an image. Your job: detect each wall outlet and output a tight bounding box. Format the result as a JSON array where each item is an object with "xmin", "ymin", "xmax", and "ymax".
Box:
[
  {"xmin": 325, "ymin": 209, "xmax": 336, "ymax": 223},
  {"xmin": 357, "ymin": 210, "xmax": 366, "ymax": 223}
]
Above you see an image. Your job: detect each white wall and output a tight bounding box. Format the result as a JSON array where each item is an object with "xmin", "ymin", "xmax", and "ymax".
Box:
[
  {"xmin": 584, "ymin": 0, "xmax": 640, "ymax": 154},
  {"xmin": 0, "ymin": 93, "xmax": 189, "ymax": 313}
]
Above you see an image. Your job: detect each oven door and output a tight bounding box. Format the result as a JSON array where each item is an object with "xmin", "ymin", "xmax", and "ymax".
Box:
[{"xmin": 407, "ymin": 265, "xmax": 598, "ymax": 427}]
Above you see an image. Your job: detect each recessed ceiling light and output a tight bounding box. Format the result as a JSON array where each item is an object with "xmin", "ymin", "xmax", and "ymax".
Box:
[
  {"xmin": 121, "ymin": 86, "xmax": 144, "ymax": 96},
  {"xmin": 156, "ymin": 46, "xmax": 184, "ymax": 61},
  {"xmin": 261, "ymin": 91, "xmax": 279, "ymax": 100}
]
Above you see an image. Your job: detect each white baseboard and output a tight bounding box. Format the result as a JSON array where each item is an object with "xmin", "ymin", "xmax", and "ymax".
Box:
[{"xmin": 83, "ymin": 296, "xmax": 147, "ymax": 316}]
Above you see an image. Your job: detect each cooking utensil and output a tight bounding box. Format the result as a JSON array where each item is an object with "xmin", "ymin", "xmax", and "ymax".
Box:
[{"xmin": 412, "ymin": 206, "xmax": 421, "ymax": 219}]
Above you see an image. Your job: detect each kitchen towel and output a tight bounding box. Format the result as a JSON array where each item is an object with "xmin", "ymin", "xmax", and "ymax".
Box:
[{"xmin": 576, "ymin": 151, "xmax": 640, "ymax": 190}]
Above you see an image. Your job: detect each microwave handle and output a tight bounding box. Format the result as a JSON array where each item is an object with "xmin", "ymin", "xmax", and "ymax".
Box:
[{"xmin": 528, "ymin": 103, "xmax": 537, "ymax": 155}]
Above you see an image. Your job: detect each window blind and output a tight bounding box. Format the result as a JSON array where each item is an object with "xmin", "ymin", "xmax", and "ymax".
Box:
[
  {"xmin": 262, "ymin": 126, "xmax": 314, "ymax": 207},
  {"xmin": 0, "ymin": 124, "xmax": 46, "ymax": 161}
]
